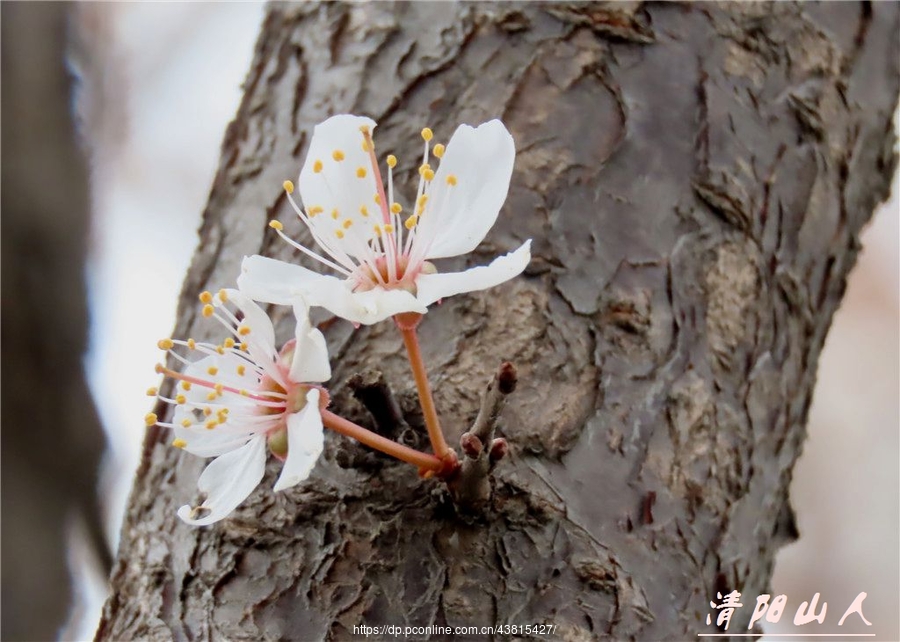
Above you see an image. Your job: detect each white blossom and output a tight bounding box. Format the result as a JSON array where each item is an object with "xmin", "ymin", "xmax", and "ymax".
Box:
[
  {"xmin": 238, "ymin": 114, "xmax": 531, "ymax": 325},
  {"xmin": 148, "ymin": 289, "xmax": 330, "ymax": 525}
]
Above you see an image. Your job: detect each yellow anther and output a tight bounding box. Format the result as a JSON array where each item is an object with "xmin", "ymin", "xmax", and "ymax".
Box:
[
  {"xmin": 199, "ymin": 291, "xmax": 213, "ymax": 304},
  {"xmin": 223, "ymin": 338, "xmax": 235, "ymax": 349},
  {"xmin": 387, "ymin": 154, "xmax": 397, "ymax": 168},
  {"xmin": 359, "ymin": 124, "xmax": 371, "ymax": 135},
  {"xmin": 144, "ymin": 413, "xmax": 158, "ymax": 427},
  {"xmin": 146, "ymin": 387, "xmax": 158, "ymax": 396},
  {"xmin": 374, "ymin": 193, "xmax": 381, "ymax": 205},
  {"xmin": 332, "ymin": 149, "xmax": 345, "ymax": 161},
  {"xmin": 240, "ymin": 389, "xmax": 250, "ymax": 397},
  {"xmin": 205, "ymin": 419, "xmax": 218, "ymax": 430},
  {"xmin": 215, "ymin": 345, "xmax": 225, "ymax": 355},
  {"xmin": 421, "ymin": 127, "xmax": 434, "ymax": 142},
  {"xmin": 240, "ymin": 342, "xmax": 248, "ymax": 351},
  {"xmin": 343, "ymin": 219, "xmax": 353, "ymax": 229},
  {"xmin": 214, "ymin": 383, "xmax": 224, "ymax": 396},
  {"xmin": 419, "ymin": 163, "xmax": 431, "ymax": 176},
  {"xmin": 181, "ymin": 381, "xmax": 192, "ymax": 391},
  {"xmin": 283, "ymin": 180, "xmax": 294, "ymax": 194},
  {"xmin": 417, "ymin": 194, "xmax": 428, "ymax": 207},
  {"xmin": 187, "ymin": 338, "xmax": 196, "ymax": 350},
  {"xmin": 446, "ymin": 174, "xmax": 458, "ymax": 186},
  {"xmin": 206, "ymin": 391, "xmax": 217, "ymax": 401},
  {"xmin": 217, "ymin": 409, "xmax": 228, "ymax": 420},
  {"xmin": 203, "ymin": 407, "xmax": 213, "ymax": 417},
  {"xmin": 218, "ymin": 289, "xmax": 228, "ymax": 302},
  {"xmin": 207, "ymin": 366, "xmax": 218, "ymax": 376},
  {"xmin": 356, "ymin": 167, "xmax": 367, "ymax": 178},
  {"xmin": 384, "ymin": 224, "xmax": 395, "ymax": 234},
  {"xmin": 236, "ymin": 365, "xmax": 246, "ymax": 376},
  {"xmin": 359, "ymin": 205, "xmax": 369, "ymax": 217},
  {"xmin": 422, "ymin": 168, "xmax": 435, "ymax": 182},
  {"xmin": 331, "ymin": 208, "xmax": 340, "ymax": 220},
  {"xmin": 433, "ymin": 143, "xmax": 445, "ymax": 158},
  {"xmin": 390, "ymin": 202, "xmax": 402, "ymax": 215},
  {"xmin": 313, "ymin": 159, "xmax": 324, "ymax": 173},
  {"xmin": 309, "ymin": 205, "xmax": 324, "ymax": 216},
  {"xmin": 202, "ymin": 304, "xmax": 214, "ymax": 318},
  {"xmin": 154, "ymin": 363, "xmax": 164, "ymax": 374},
  {"xmin": 175, "ymin": 394, "xmax": 187, "ymax": 405},
  {"xmin": 172, "ymin": 438, "xmax": 188, "ymax": 449},
  {"xmin": 405, "ymin": 215, "xmax": 418, "ymax": 230},
  {"xmin": 238, "ymin": 325, "xmax": 251, "ymax": 336},
  {"xmin": 157, "ymin": 338, "xmax": 174, "ymax": 350},
  {"xmin": 373, "ymin": 224, "xmax": 382, "ymax": 236},
  {"xmin": 269, "ymin": 220, "xmax": 284, "ymax": 231},
  {"xmin": 180, "ymin": 418, "xmax": 192, "ymax": 428},
  {"xmin": 335, "ymin": 229, "xmax": 345, "ymax": 239}
]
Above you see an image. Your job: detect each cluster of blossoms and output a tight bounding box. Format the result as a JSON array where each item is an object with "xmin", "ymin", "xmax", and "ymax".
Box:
[{"xmin": 147, "ymin": 114, "xmax": 531, "ymax": 525}]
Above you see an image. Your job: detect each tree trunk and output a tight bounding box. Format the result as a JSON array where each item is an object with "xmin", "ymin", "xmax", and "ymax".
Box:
[{"xmin": 98, "ymin": 3, "xmax": 898, "ymax": 640}]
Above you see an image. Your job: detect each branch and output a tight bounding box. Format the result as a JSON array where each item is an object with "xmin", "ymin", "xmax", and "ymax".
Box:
[{"xmin": 448, "ymin": 362, "xmax": 517, "ymax": 511}]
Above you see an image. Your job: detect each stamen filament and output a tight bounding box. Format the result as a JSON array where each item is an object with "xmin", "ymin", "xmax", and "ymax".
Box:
[
  {"xmin": 385, "ymin": 161, "xmax": 398, "ymax": 282},
  {"xmin": 360, "ymin": 128, "xmax": 402, "ymax": 281},
  {"xmin": 273, "ymin": 226, "xmax": 352, "ymax": 277},
  {"xmin": 284, "ymin": 191, "xmax": 357, "ymax": 273},
  {"xmin": 165, "ymin": 350, "xmax": 191, "ymax": 366},
  {"xmin": 155, "ymin": 364, "xmax": 286, "ymax": 403},
  {"xmin": 360, "ymin": 128, "xmax": 391, "ymax": 224}
]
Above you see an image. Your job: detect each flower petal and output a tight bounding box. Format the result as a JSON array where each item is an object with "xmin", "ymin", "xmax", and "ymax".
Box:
[
  {"xmin": 415, "ymin": 120, "xmax": 515, "ymax": 260},
  {"xmin": 222, "ymin": 289, "xmax": 277, "ymax": 363},
  {"xmin": 273, "ymin": 389, "xmax": 324, "ymax": 492},
  {"xmin": 171, "ymin": 353, "xmax": 261, "ymax": 429},
  {"xmin": 289, "ymin": 301, "xmax": 331, "ymax": 383},
  {"xmin": 415, "ymin": 240, "xmax": 531, "ymax": 307},
  {"xmin": 177, "ymin": 434, "xmax": 267, "ymax": 526},
  {"xmin": 239, "ymin": 254, "xmax": 426, "ymax": 325},
  {"xmin": 346, "ymin": 287, "xmax": 427, "ymax": 325},
  {"xmin": 183, "ymin": 352, "xmax": 258, "ymax": 391},
  {"xmin": 238, "ymin": 254, "xmax": 331, "ymax": 306},
  {"xmin": 297, "ymin": 114, "xmax": 382, "ymax": 262},
  {"xmin": 174, "ymin": 426, "xmax": 260, "ymax": 458}
]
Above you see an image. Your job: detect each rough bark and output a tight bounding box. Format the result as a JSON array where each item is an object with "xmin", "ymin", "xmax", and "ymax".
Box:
[{"xmin": 99, "ymin": 3, "xmax": 898, "ymax": 640}]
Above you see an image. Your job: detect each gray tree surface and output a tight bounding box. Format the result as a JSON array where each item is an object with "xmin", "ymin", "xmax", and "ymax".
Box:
[{"xmin": 99, "ymin": 3, "xmax": 899, "ymax": 640}]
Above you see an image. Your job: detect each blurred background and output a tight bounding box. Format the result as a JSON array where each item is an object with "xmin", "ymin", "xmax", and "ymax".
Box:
[{"xmin": 1, "ymin": 3, "xmax": 896, "ymax": 640}]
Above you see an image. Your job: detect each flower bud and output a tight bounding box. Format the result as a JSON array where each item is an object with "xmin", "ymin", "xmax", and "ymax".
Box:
[
  {"xmin": 460, "ymin": 432, "xmax": 483, "ymax": 459},
  {"xmin": 489, "ymin": 438, "xmax": 509, "ymax": 462}
]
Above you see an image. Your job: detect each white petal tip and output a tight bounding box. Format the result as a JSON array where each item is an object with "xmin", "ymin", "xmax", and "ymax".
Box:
[
  {"xmin": 177, "ymin": 504, "xmax": 217, "ymax": 527},
  {"xmin": 274, "ymin": 476, "xmax": 302, "ymax": 493}
]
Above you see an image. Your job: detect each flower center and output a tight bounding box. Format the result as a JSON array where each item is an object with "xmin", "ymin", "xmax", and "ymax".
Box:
[
  {"xmin": 275, "ymin": 122, "xmax": 452, "ymax": 290},
  {"xmin": 264, "ymin": 380, "xmax": 311, "ymax": 460},
  {"xmin": 258, "ymin": 375, "xmax": 291, "ymax": 415},
  {"xmin": 354, "ymin": 254, "xmax": 413, "ymax": 291}
]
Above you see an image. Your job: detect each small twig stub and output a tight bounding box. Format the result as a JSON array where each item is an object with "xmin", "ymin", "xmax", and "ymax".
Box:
[{"xmin": 448, "ymin": 362, "xmax": 518, "ymax": 511}]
